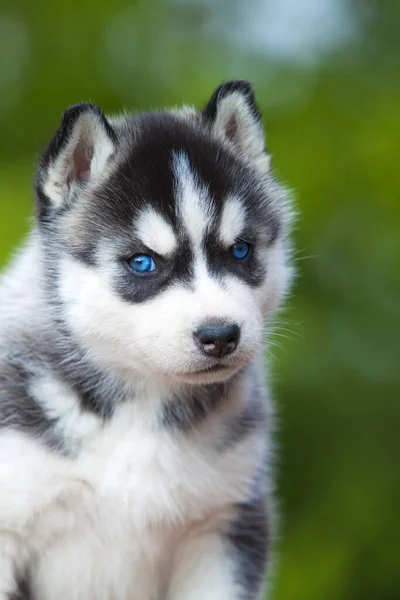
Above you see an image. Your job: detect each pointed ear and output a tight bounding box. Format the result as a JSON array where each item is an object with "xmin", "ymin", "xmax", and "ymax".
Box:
[
  {"xmin": 36, "ymin": 102, "xmax": 117, "ymax": 217},
  {"xmin": 203, "ymin": 80, "xmax": 270, "ymax": 172}
]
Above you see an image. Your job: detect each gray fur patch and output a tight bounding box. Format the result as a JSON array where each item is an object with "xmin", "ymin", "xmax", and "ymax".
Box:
[
  {"xmin": 222, "ymin": 402, "xmax": 266, "ymax": 452},
  {"xmin": 225, "ymin": 495, "xmax": 269, "ymax": 599},
  {"xmin": 160, "ymin": 382, "xmax": 229, "ymax": 431},
  {"xmin": 0, "ymin": 357, "xmax": 62, "ymax": 451}
]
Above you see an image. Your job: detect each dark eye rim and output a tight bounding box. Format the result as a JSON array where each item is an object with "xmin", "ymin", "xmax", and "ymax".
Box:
[
  {"xmin": 230, "ymin": 240, "xmax": 253, "ymax": 261},
  {"xmin": 124, "ymin": 253, "xmax": 158, "ymax": 276}
]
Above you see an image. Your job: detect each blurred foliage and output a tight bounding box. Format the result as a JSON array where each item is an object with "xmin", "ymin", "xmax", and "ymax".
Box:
[{"xmin": 0, "ymin": 0, "xmax": 399, "ymax": 599}]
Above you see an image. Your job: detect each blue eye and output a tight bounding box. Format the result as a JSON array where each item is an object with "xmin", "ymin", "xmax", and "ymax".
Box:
[
  {"xmin": 128, "ymin": 255, "xmax": 156, "ymax": 273},
  {"xmin": 231, "ymin": 241, "xmax": 250, "ymax": 260}
]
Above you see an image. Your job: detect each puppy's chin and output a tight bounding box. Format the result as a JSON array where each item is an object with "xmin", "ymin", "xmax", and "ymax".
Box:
[{"xmin": 169, "ymin": 363, "xmax": 247, "ymax": 385}]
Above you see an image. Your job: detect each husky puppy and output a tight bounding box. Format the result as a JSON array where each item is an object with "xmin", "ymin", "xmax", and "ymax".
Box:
[{"xmin": 0, "ymin": 80, "xmax": 292, "ymax": 600}]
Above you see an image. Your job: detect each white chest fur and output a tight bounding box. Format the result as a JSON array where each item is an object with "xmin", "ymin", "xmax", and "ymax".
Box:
[
  {"xmin": 78, "ymin": 401, "xmax": 261, "ymax": 525},
  {"xmin": 0, "ymin": 377, "xmax": 265, "ymax": 600}
]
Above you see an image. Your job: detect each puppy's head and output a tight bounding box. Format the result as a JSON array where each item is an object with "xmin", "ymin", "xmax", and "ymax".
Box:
[{"xmin": 35, "ymin": 81, "xmax": 293, "ymax": 385}]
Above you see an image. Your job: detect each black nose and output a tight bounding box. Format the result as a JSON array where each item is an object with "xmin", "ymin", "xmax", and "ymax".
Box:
[{"xmin": 194, "ymin": 322, "xmax": 240, "ymax": 358}]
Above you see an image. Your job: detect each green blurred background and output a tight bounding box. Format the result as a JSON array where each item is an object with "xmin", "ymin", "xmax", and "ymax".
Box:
[{"xmin": 1, "ymin": 0, "xmax": 399, "ymax": 598}]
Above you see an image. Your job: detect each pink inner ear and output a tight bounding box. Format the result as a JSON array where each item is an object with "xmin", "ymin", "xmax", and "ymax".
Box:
[
  {"xmin": 225, "ymin": 112, "xmax": 239, "ymax": 143},
  {"xmin": 68, "ymin": 141, "xmax": 93, "ymax": 185}
]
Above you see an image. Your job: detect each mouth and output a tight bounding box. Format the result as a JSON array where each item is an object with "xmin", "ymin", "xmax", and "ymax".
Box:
[
  {"xmin": 172, "ymin": 361, "xmax": 246, "ymax": 383},
  {"xmin": 192, "ymin": 364, "xmax": 230, "ymax": 374}
]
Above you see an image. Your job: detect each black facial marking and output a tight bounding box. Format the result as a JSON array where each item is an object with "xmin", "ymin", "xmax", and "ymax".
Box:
[
  {"xmin": 202, "ymin": 229, "xmax": 266, "ymax": 288},
  {"xmin": 225, "ymin": 495, "xmax": 269, "ymax": 598},
  {"xmin": 75, "ymin": 112, "xmax": 263, "ymax": 303},
  {"xmin": 40, "ymin": 109, "xmax": 281, "ymax": 305},
  {"xmin": 113, "ymin": 235, "xmax": 195, "ymax": 304}
]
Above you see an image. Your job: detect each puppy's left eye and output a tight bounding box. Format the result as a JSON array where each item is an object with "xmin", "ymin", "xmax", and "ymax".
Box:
[
  {"xmin": 231, "ymin": 241, "xmax": 251, "ymax": 260},
  {"xmin": 128, "ymin": 255, "xmax": 156, "ymax": 273}
]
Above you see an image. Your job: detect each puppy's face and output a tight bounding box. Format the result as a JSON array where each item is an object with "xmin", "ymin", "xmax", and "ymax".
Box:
[{"xmin": 36, "ymin": 81, "xmax": 292, "ymax": 384}]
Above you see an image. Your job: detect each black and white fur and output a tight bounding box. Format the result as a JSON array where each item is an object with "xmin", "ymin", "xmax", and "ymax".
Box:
[{"xmin": 0, "ymin": 80, "xmax": 293, "ymax": 600}]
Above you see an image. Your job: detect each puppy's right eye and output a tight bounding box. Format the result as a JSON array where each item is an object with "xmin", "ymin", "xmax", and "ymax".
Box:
[
  {"xmin": 127, "ymin": 255, "xmax": 156, "ymax": 274},
  {"xmin": 231, "ymin": 241, "xmax": 251, "ymax": 260}
]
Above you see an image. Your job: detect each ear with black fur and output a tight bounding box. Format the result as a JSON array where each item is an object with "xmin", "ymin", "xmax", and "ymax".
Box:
[
  {"xmin": 35, "ymin": 102, "xmax": 117, "ymax": 218},
  {"xmin": 203, "ymin": 80, "xmax": 270, "ymax": 172}
]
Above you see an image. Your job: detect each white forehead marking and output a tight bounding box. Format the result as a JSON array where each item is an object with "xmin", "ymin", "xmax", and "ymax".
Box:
[
  {"xmin": 219, "ymin": 197, "xmax": 246, "ymax": 246},
  {"xmin": 136, "ymin": 207, "xmax": 177, "ymax": 255},
  {"xmin": 173, "ymin": 151, "xmax": 214, "ymax": 246}
]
